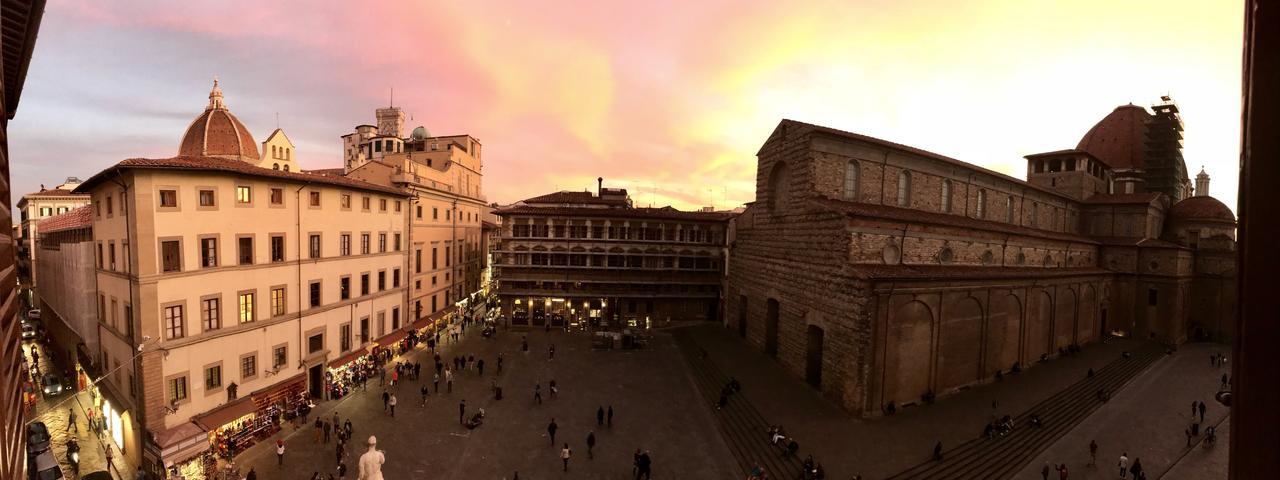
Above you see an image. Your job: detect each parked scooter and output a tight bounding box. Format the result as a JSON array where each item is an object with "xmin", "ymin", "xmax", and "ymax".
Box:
[{"xmin": 66, "ymin": 437, "xmax": 80, "ymax": 475}]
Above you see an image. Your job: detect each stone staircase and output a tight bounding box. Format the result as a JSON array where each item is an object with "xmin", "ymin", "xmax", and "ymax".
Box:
[
  {"xmin": 886, "ymin": 342, "xmax": 1167, "ymax": 480},
  {"xmin": 673, "ymin": 330, "xmax": 805, "ymax": 479}
]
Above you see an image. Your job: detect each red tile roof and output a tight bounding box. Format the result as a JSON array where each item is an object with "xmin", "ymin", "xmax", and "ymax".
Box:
[
  {"xmin": 1084, "ymin": 192, "xmax": 1163, "ymax": 205},
  {"xmin": 1169, "ymin": 195, "xmax": 1236, "ymax": 223},
  {"xmin": 857, "ymin": 265, "xmax": 1113, "ymax": 281},
  {"xmin": 302, "ymin": 168, "xmax": 346, "ymax": 177},
  {"xmin": 180, "ymin": 108, "xmax": 260, "ymax": 160},
  {"xmin": 522, "ymin": 190, "xmax": 629, "ymax": 206},
  {"xmin": 496, "ymin": 204, "xmax": 734, "ymax": 222},
  {"xmin": 810, "ymin": 197, "xmax": 1097, "ymax": 243},
  {"xmin": 36, "ymin": 205, "xmax": 93, "ymax": 233},
  {"xmin": 74, "ymin": 156, "xmax": 409, "ymax": 197},
  {"xmin": 775, "ymin": 120, "xmax": 1079, "ymax": 202},
  {"xmin": 23, "ymin": 188, "xmax": 87, "ymax": 198}
]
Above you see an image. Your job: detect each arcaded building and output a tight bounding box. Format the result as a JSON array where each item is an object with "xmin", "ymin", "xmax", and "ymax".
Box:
[
  {"xmin": 725, "ymin": 97, "xmax": 1236, "ymax": 417},
  {"xmin": 493, "ymin": 185, "xmax": 732, "ymax": 329}
]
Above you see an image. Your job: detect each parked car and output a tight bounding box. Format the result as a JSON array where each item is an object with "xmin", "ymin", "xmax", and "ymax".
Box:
[
  {"xmin": 27, "ymin": 449, "xmax": 65, "ymax": 480},
  {"xmin": 40, "ymin": 373, "xmax": 63, "ymax": 398},
  {"xmin": 25, "ymin": 421, "xmax": 50, "ymax": 455},
  {"xmin": 20, "ymin": 323, "xmax": 37, "ymax": 341},
  {"xmin": 27, "ymin": 309, "xmax": 41, "ymax": 321}
]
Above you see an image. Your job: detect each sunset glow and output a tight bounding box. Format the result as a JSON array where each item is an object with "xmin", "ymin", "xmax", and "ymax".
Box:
[{"xmin": 11, "ymin": 0, "xmax": 1243, "ymax": 210}]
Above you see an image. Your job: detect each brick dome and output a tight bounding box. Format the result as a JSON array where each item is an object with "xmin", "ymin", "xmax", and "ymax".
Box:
[
  {"xmin": 1169, "ymin": 195, "xmax": 1235, "ymax": 223},
  {"xmin": 1076, "ymin": 104, "xmax": 1151, "ymax": 170},
  {"xmin": 178, "ymin": 79, "xmax": 259, "ymax": 162}
]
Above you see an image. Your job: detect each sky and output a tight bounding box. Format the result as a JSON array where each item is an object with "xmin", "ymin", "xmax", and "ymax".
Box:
[{"xmin": 10, "ymin": 0, "xmax": 1244, "ymax": 213}]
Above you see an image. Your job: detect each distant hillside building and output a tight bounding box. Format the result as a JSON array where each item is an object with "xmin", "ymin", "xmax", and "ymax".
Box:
[{"xmin": 726, "ymin": 97, "xmax": 1235, "ymax": 417}]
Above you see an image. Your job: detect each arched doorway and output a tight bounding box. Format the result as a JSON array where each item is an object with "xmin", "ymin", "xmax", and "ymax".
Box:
[
  {"xmin": 765, "ymin": 298, "xmax": 780, "ymax": 356},
  {"xmin": 805, "ymin": 325, "xmax": 824, "ymax": 387}
]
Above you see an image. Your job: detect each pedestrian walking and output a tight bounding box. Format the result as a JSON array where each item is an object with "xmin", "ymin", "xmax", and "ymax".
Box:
[
  {"xmin": 550, "ymin": 379, "xmax": 558, "ymax": 399},
  {"xmin": 276, "ymin": 439, "xmax": 286, "ymax": 466},
  {"xmin": 1221, "ymin": 373, "xmax": 1229, "ymax": 388},
  {"xmin": 379, "ymin": 367, "xmax": 386, "ymax": 386},
  {"xmin": 1057, "ymin": 463, "xmax": 1069, "ymax": 480},
  {"xmin": 548, "ymin": 418, "xmax": 558, "ymax": 445},
  {"xmin": 447, "ymin": 368, "xmax": 454, "ymax": 393},
  {"xmin": 105, "ymin": 443, "xmax": 114, "ymax": 472},
  {"xmin": 67, "ymin": 408, "xmax": 77, "ymax": 432},
  {"xmin": 323, "ymin": 420, "xmax": 331, "ymax": 443},
  {"xmin": 433, "ymin": 371, "xmax": 441, "ymax": 393},
  {"xmin": 1119, "ymin": 452, "xmax": 1129, "ymax": 478},
  {"xmin": 459, "ymin": 399, "xmax": 467, "ymax": 424},
  {"xmin": 391, "ymin": 369, "xmax": 399, "ymax": 387},
  {"xmin": 478, "ymin": 359, "xmax": 485, "ymax": 376},
  {"xmin": 383, "ymin": 390, "xmax": 390, "ymax": 412},
  {"xmin": 586, "ymin": 431, "xmax": 596, "ymax": 459},
  {"xmin": 337, "ymin": 461, "xmax": 347, "ymax": 479},
  {"xmin": 315, "ymin": 419, "xmax": 323, "ymax": 443},
  {"xmin": 638, "ymin": 450, "xmax": 653, "ymax": 479},
  {"xmin": 633, "ymin": 449, "xmax": 642, "ymax": 477},
  {"xmin": 549, "ymin": 344, "xmax": 556, "ymax": 360},
  {"xmin": 535, "ymin": 384, "xmax": 543, "ymax": 404},
  {"xmin": 1185, "ymin": 426, "xmax": 1193, "ymax": 446},
  {"xmin": 498, "ymin": 355, "xmax": 504, "ymax": 375},
  {"xmin": 389, "ymin": 394, "xmax": 397, "ymax": 417},
  {"xmin": 344, "ymin": 419, "xmax": 352, "ymax": 440},
  {"xmin": 1041, "ymin": 462, "xmax": 1050, "ymax": 480},
  {"xmin": 933, "ymin": 441, "xmax": 943, "ymax": 461},
  {"xmin": 1198, "ymin": 401, "xmax": 1206, "ymax": 422},
  {"xmin": 1088, "ymin": 440, "xmax": 1097, "ymax": 466},
  {"xmin": 421, "ymin": 385, "xmax": 429, "ymax": 406},
  {"xmin": 608, "ymin": 405, "xmax": 614, "ymax": 427},
  {"xmin": 561, "ymin": 443, "xmax": 572, "ymax": 471},
  {"xmin": 597, "ymin": 406, "xmax": 604, "ymax": 426},
  {"xmin": 1190, "ymin": 401, "xmax": 1197, "ymax": 419}
]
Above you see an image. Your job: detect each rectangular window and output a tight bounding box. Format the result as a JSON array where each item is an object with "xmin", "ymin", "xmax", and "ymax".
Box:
[
  {"xmin": 238, "ymin": 292, "xmax": 255, "ymax": 323},
  {"xmin": 202, "ymin": 298, "xmax": 220, "ymax": 331},
  {"xmin": 273, "ymin": 345, "xmax": 287, "ymax": 369},
  {"xmin": 361, "ymin": 273, "xmax": 370, "ymax": 296},
  {"xmin": 164, "ymin": 305, "xmax": 184, "ymax": 339},
  {"xmin": 106, "ymin": 196, "xmax": 113, "ymax": 215},
  {"xmin": 198, "ymin": 189, "xmax": 215, "ymax": 207},
  {"xmin": 378, "ymin": 271, "xmax": 386, "ymax": 291},
  {"xmin": 240, "ymin": 354, "xmax": 257, "ymax": 379},
  {"xmin": 340, "ymin": 277, "xmax": 350, "ymax": 300},
  {"xmin": 308, "ymin": 334, "xmax": 323, "ymax": 354},
  {"xmin": 97, "ymin": 243, "xmax": 103, "ymax": 269},
  {"xmin": 200, "ymin": 237, "xmax": 217, "ymax": 268},
  {"xmin": 236, "ymin": 186, "xmax": 251, "ymax": 204},
  {"xmin": 270, "ymin": 235, "xmax": 285, "ymax": 262},
  {"xmin": 341, "ymin": 194, "xmax": 351, "ymax": 209},
  {"xmin": 361, "ymin": 234, "xmax": 370, "ymax": 254},
  {"xmin": 360, "ymin": 317, "xmax": 369, "ymax": 344},
  {"xmin": 432, "ymin": 248, "xmax": 438, "ymax": 269},
  {"xmin": 362, "ymin": 196, "xmax": 371, "ymax": 210},
  {"xmin": 379, "ymin": 199, "xmax": 387, "ymax": 211},
  {"xmin": 309, "ymin": 234, "xmax": 321, "ymax": 258},
  {"xmin": 445, "ymin": 246, "xmax": 451, "ymax": 267},
  {"xmin": 109, "ymin": 243, "xmax": 117, "ymax": 270},
  {"xmin": 392, "ymin": 268, "xmax": 401, "ymax": 288},
  {"xmin": 416, "ymin": 205, "xmax": 423, "ymax": 219},
  {"xmin": 340, "ymin": 324, "xmax": 352, "ymax": 352},
  {"xmin": 271, "ymin": 287, "xmax": 286, "ymax": 317},
  {"xmin": 340, "ymin": 234, "xmax": 351, "ymax": 256},
  {"xmin": 270, "ymin": 188, "xmax": 284, "ymax": 205},
  {"xmin": 432, "ymin": 207, "xmax": 438, "ymax": 220},
  {"xmin": 309, "ymin": 191, "xmax": 321, "ymax": 207},
  {"xmin": 379, "ymin": 233, "xmax": 387, "ymax": 253},
  {"xmin": 395, "ymin": 201, "xmax": 402, "ymax": 212},
  {"xmin": 394, "ymin": 233, "xmax": 402, "ymax": 251},
  {"xmin": 238, "ymin": 237, "xmax": 253, "ymax": 265},
  {"xmin": 168, "ymin": 377, "xmax": 188, "ymax": 403},
  {"xmin": 204, "ymin": 365, "xmax": 222, "ymax": 390},
  {"xmin": 161, "ymin": 240, "xmax": 181, "ymax": 272},
  {"xmin": 416, "ymin": 250, "xmax": 423, "ymax": 273},
  {"xmin": 309, "ymin": 281, "xmax": 321, "ymax": 308},
  {"xmin": 392, "ymin": 307, "xmax": 400, "ymax": 330}
]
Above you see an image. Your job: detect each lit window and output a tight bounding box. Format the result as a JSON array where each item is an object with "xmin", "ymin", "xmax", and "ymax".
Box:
[
  {"xmin": 238, "ymin": 292, "xmax": 255, "ymax": 323},
  {"xmin": 236, "ymin": 186, "xmax": 251, "ymax": 204}
]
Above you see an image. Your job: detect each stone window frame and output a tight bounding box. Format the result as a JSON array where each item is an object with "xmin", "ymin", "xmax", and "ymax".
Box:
[
  {"xmin": 158, "ymin": 235, "xmax": 185, "ymax": 273},
  {"xmin": 340, "ymin": 232, "xmax": 352, "ymax": 256},
  {"xmin": 239, "ymin": 351, "xmax": 258, "ymax": 382},
  {"xmin": 305, "ymin": 326, "xmax": 326, "ymax": 355},
  {"xmin": 360, "ymin": 271, "xmax": 371, "ymax": 296},
  {"xmin": 976, "ymin": 189, "xmax": 988, "ymax": 219},
  {"xmin": 200, "ymin": 293, "xmax": 222, "ymax": 332},
  {"xmin": 360, "ymin": 232, "xmax": 371, "ymax": 255},
  {"xmin": 340, "ymin": 192, "xmax": 352, "ymax": 211},
  {"xmin": 269, "ymin": 233, "xmax": 287, "ymax": 263},
  {"xmin": 196, "ymin": 186, "xmax": 219, "ymax": 211},
  {"xmin": 234, "ymin": 183, "xmax": 254, "ymax": 207},
  {"xmin": 238, "ymin": 289, "xmax": 257, "ymax": 324},
  {"xmin": 843, "ymin": 160, "xmax": 859, "ymax": 201},
  {"xmin": 203, "ymin": 361, "xmax": 224, "ymax": 396},
  {"xmin": 308, "ymin": 232, "xmax": 323, "ymax": 259},
  {"xmin": 309, "ymin": 280, "xmax": 322, "ymax": 308},
  {"xmin": 197, "ymin": 233, "xmax": 220, "ymax": 269},
  {"xmin": 157, "ymin": 186, "xmax": 182, "ymax": 212},
  {"xmin": 271, "ymin": 342, "xmax": 288, "ymax": 369},
  {"xmin": 377, "ymin": 269, "xmax": 387, "ymax": 291},
  {"xmin": 339, "ymin": 321, "xmax": 353, "ymax": 352},
  {"xmin": 269, "ymin": 284, "xmax": 287, "ymax": 318},
  {"xmin": 379, "ymin": 198, "xmax": 388, "ymax": 212},
  {"xmin": 165, "ymin": 372, "xmax": 191, "ymax": 406},
  {"xmin": 308, "ymin": 190, "xmax": 322, "ymax": 209},
  {"xmin": 377, "ymin": 311, "xmax": 386, "ymax": 337},
  {"xmin": 392, "ymin": 306, "xmax": 401, "ymax": 330},
  {"xmin": 339, "ymin": 275, "xmax": 351, "ymax": 300},
  {"xmin": 361, "ymin": 195, "xmax": 372, "ymax": 212},
  {"xmin": 161, "ymin": 299, "xmax": 186, "ymax": 340},
  {"xmin": 896, "ymin": 170, "xmax": 912, "ymax": 208},
  {"xmin": 268, "ymin": 185, "xmax": 286, "ymax": 208},
  {"xmin": 236, "ymin": 234, "xmax": 255, "ymax": 265},
  {"xmin": 941, "ymin": 179, "xmax": 953, "ymax": 213},
  {"xmin": 378, "ymin": 232, "xmax": 387, "ymax": 253},
  {"xmin": 393, "ymin": 268, "xmax": 401, "ymax": 288}
]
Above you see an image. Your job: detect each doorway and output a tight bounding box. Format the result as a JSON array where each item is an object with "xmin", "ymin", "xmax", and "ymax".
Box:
[
  {"xmin": 805, "ymin": 325, "xmax": 824, "ymax": 387},
  {"xmin": 765, "ymin": 298, "xmax": 779, "ymax": 356},
  {"xmin": 308, "ymin": 364, "xmax": 323, "ymax": 399}
]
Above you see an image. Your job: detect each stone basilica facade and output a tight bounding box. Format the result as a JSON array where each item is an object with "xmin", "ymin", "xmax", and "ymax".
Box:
[{"xmin": 725, "ymin": 98, "xmax": 1237, "ymax": 417}]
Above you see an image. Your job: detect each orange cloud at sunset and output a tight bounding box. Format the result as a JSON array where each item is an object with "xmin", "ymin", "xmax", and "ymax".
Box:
[{"xmin": 10, "ymin": 0, "xmax": 1243, "ymax": 212}]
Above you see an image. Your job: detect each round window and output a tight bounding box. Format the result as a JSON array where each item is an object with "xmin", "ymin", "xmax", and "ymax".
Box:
[
  {"xmin": 882, "ymin": 244, "xmax": 901, "ymax": 265},
  {"xmin": 938, "ymin": 248, "xmax": 954, "ymax": 264},
  {"xmin": 981, "ymin": 250, "xmax": 995, "ymax": 265}
]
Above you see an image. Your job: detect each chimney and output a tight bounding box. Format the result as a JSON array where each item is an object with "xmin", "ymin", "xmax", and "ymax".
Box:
[{"xmin": 597, "ymin": 177, "xmax": 603, "ymax": 197}]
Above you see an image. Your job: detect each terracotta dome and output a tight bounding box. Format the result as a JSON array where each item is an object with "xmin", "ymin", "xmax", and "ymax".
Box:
[
  {"xmin": 178, "ymin": 79, "xmax": 259, "ymax": 161},
  {"xmin": 1169, "ymin": 195, "xmax": 1235, "ymax": 223},
  {"xmin": 1076, "ymin": 104, "xmax": 1151, "ymax": 170}
]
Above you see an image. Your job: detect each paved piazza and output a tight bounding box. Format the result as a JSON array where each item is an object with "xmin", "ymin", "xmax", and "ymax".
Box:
[{"xmin": 233, "ymin": 325, "xmax": 737, "ymax": 479}]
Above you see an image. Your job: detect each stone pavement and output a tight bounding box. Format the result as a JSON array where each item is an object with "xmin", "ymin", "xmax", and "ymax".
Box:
[
  {"xmin": 1010, "ymin": 342, "xmax": 1230, "ymax": 480},
  {"xmin": 680, "ymin": 323, "xmax": 1163, "ymax": 479},
  {"xmin": 23, "ymin": 339, "xmax": 135, "ymax": 479},
  {"xmin": 232, "ymin": 324, "xmax": 738, "ymax": 479}
]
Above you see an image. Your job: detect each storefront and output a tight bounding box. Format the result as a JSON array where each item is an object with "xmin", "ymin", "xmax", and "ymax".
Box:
[
  {"xmin": 326, "ymin": 348, "xmax": 371, "ymax": 400},
  {"xmin": 152, "ymin": 422, "xmax": 212, "ymax": 480},
  {"xmin": 193, "ymin": 375, "xmax": 306, "ymax": 462}
]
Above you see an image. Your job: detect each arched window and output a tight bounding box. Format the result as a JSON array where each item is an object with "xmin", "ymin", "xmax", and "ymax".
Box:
[
  {"xmin": 1006, "ymin": 196, "xmax": 1014, "ymax": 223},
  {"xmin": 286, "ymin": 148, "xmax": 291, "ymax": 160},
  {"xmin": 767, "ymin": 161, "xmax": 790, "ymax": 212},
  {"xmin": 283, "ymin": 165, "xmax": 290, "ymax": 172},
  {"xmin": 273, "ymin": 163, "xmax": 280, "ymax": 170},
  {"xmin": 843, "ymin": 161, "xmax": 859, "ymax": 201},
  {"xmin": 976, "ymin": 189, "xmax": 987, "ymax": 218},
  {"xmin": 941, "ymin": 179, "xmax": 952, "ymax": 213},
  {"xmin": 271, "ymin": 145, "xmax": 277, "ymax": 158},
  {"xmin": 897, "ymin": 171, "xmax": 912, "ymax": 207}
]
